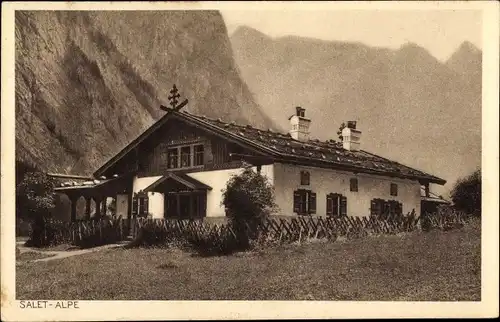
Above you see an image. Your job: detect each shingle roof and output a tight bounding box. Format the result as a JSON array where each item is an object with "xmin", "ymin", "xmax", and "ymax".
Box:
[
  {"xmin": 94, "ymin": 106, "xmax": 445, "ymax": 184},
  {"xmin": 176, "ymin": 109, "xmax": 446, "ymax": 184}
]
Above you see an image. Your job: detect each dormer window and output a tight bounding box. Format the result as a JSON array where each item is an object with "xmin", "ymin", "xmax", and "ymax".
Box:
[{"xmin": 300, "ymin": 171, "xmax": 310, "ymax": 185}]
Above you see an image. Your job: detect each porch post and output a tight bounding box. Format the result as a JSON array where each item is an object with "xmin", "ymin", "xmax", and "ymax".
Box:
[
  {"xmin": 176, "ymin": 194, "xmax": 180, "ymax": 218},
  {"xmin": 85, "ymin": 197, "xmax": 91, "ymax": 220},
  {"xmin": 127, "ymin": 191, "xmax": 134, "ymax": 236},
  {"xmin": 95, "ymin": 197, "xmax": 102, "ymax": 217},
  {"xmin": 70, "ymin": 196, "xmax": 78, "ymax": 222},
  {"xmin": 101, "ymin": 197, "xmax": 107, "ymax": 216}
]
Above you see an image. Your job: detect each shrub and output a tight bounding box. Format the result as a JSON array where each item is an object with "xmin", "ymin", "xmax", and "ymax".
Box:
[
  {"xmin": 221, "ymin": 167, "xmax": 277, "ymax": 251},
  {"xmin": 24, "ymin": 218, "xmax": 72, "ymax": 247},
  {"xmin": 450, "ymin": 169, "xmax": 481, "ymax": 216}
]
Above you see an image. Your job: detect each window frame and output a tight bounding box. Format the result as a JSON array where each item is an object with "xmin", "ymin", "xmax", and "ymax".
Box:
[
  {"xmin": 370, "ymin": 198, "xmax": 403, "ymax": 218},
  {"xmin": 293, "ymin": 189, "xmax": 316, "ymax": 215},
  {"xmin": 180, "ymin": 146, "xmax": 192, "ymax": 168},
  {"xmin": 390, "ymin": 183, "xmax": 398, "ymax": 196},
  {"xmin": 167, "ymin": 148, "xmax": 179, "ymax": 169},
  {"xmin": 194, "ymin": 144, "xmax": 204, "ymax": 166},
  {"xmin": 350, "ymin": 178, "xmax": 358, "ymax": 192},
  {"xmin": 326, "ymin": 193, "xmax": 347, "ymax": 217},
  {"xmin": 300, "ymin": 171, "xmax": 310, "ymax": 186},
  {"xmin": 166, "ymin": 143, "xmax": 205, "ymax": 170}
]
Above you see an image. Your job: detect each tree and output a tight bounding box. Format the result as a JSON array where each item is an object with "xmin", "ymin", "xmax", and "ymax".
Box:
[
  {"xmin": 221, "ymin": 166, "xmax": 277, "ymax": 249},
  {"xmin": 337, "ymin": 122, "xmax": 346, "ymax": 141},
  {"xmin": 17, "ymin": 171, "xmax": 57, "ymax": 246},
  {"xmin": 17, "ymin": 171, "xmax": 57, "ymax": 219},
  {"xmin": 450, "ymin": 169, "xmax": 481, "ymax": 216}
]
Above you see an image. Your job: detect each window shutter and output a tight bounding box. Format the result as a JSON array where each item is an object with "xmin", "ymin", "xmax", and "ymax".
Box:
[
  {"xmin": 293, "ymin": 190, "xmax": 302, "ymax": 213},
  {"xmin": 132, "ymin": 196, "xmax": 138, "ymax": 216},
  {"xmin": 308, "ymin": 192, "xmax": 317, "ymax": 214},
  {"xmin": 370, "ymin": 200, "xmax": 377, "ymax": 216},
  {"xmin": 340, "ymin": 196, "xmax": 347, "ymax": 216},
  {"xmin": 143, "ymin": 195, "xmax": 149, "ymax": 215},
  {"xmin": 397, "ymin": 202, "xmax": 403, "ymax": 215},
  {"xmin": 383, "ymin": 200, "xmax": 390, "ymax": 217},
  {"xmin": 326, "ymin": 194, "xmax": 332, "ymax": 216}
]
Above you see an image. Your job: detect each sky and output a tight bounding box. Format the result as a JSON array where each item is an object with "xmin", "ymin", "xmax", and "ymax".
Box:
[{"xmin": 220, "ymin": 9, "xmax": 482, "ymax": 61}]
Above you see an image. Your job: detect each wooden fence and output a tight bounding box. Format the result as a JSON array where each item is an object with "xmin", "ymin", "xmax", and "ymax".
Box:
[
  {"xmin": 31, "ymin": 210, "xmax": 472, "ymax": 249},
  {"xmin": 130, "ymin": 210, "xmax": 472, "ymax": 246}
]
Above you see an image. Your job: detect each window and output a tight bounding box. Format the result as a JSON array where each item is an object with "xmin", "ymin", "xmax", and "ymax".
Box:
[
  {"xmin": 194, "ymin": 144, "xmax": 204, "ymax": 166},
  {"xmin": 167, "ymin": 148, "xmax": 178, "ymax": 169},
  {"xmin": 300, "ymin": 171, "xmax": 310, "ymax": 185},
  {"xmin": 132, "ymin": 193, "xmax": 149, "ymax": 217},
  {"xmin": 180, "ymin": 146, "xmax": 191, "ymax": 168},
  {"xmin": 350, "ymin": 178, "xmax": 358, "ymax": 192},
  {"xmin": 390, "ymin": 183, "xmax": 398, "ymax": 196},
  {"xmin": 326, "ymin": 193, "xmax": 347, "ymax": 217},
  {"xmin": 387, "ymin": 200, "xmax": 403, "ymax": 216},
  {"xmin": 293, "ymin": 189, "xmax": 316, "ymax": 215},
  {"xmin": 370, "ymin": 198, "xmax": 385, "ymax": 217},
  {"xmin": 370, "ymin": 198, "xmax": 402, "ymax": 218}
]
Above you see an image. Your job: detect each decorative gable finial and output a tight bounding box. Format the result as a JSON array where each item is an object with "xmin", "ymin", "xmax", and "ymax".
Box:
[
  {"xmin": 162, "ymin": 84, "xmax": 189, "ymax": 112},
  {"xmin": 168, "ymin": 84, "xmax": 180, "ymax": 108}
]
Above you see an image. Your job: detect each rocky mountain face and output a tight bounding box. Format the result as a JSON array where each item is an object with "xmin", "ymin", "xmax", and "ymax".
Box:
[
  {"xmin": 15, "ymin": 11, "xmax": 274, "ymax": 175},
  {"xmin": 231, "ymin": 26, "xmax": 482, "ymax": 194}
]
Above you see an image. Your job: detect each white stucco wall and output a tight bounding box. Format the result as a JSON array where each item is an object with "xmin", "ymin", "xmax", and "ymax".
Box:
[
  {"xmin": 272, "ymin": 163, "xmax": 421, "ymax": 217},
  {"xmin": 132, "ymin": 175, "xmax": 162, "ymax": 192},
  {"xmin": 148, "ymin": 192, "xmax": 164, "ymax": 219},
  {"xmin": 188, "ymin": 165, "xmax": 274, "ymax": 217},
  {"xmin": 132, "ymin": 176, "xmax": 164, "ymax": 218},
  {"xmin": 116, "ymin": 194, "xmax": 129, "ymax": 218}
]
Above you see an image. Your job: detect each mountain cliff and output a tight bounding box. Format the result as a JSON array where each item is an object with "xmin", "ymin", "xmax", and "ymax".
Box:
[
  {"xmin": 15, "ymin": 11, "xmax": 274, "ymax": 175},
  {"xmin": 231, "ymin": 26, "xmax": 482, "ymax": 193}
]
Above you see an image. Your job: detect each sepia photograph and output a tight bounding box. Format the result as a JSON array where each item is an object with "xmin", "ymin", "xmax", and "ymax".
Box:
[{"xmin": 1, "ymin": 1, "xmax": 498, "ymax": 321}]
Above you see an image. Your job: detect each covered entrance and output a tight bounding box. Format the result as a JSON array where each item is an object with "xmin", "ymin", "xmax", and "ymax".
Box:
[
  {"xmin": 143, "ymin": 172, "xmax": 212, "ymax": 219},
  {"xmin": 53, "ymin": 173, "xmax": 134, "ymax": 227}
]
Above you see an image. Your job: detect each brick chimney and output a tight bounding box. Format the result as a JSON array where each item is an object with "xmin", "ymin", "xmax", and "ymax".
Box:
[
  {"xmin": 342, "ymin": 121, "xmax": 361, "ymax": 151},
  {"xmin": 288, "ymin": 106, "xmax": 311, "ymax": 141}
]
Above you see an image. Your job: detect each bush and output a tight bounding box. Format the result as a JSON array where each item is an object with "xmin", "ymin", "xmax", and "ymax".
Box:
[
  {"xmin": 24, "ymin": 218, "xmax": 72, "ymax": 247},
  {"xmin": 221, "ymin": 167, "xmax": 277, "ymax": 251},
  {"xmin": 450, "ymin": 169, "xmax": 481, "ymax": 216}
]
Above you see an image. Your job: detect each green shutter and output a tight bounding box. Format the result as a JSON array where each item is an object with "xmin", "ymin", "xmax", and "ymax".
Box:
[
  {"xmin": 293, "ymin": 190, "xmax": 302, "ymax": 213},
  {"xmin": 132, "ymin": 196, "xmax": 138, "ymax": 216},
  {"xmin": 326, "ymin": 194, "xmax": 332, "ymax": 216},
  {"xmin": 397, "ymin": 202, "xmax": 403, "ymax": 215},
  {"xmin": 370, "ymin": 199, "xmax": 377, "ymax": 216},
  {"xmin": 308, "ymin": 192, "xmax": 317, "ymax": 214},
  {"xmin": 143, "ymin": 195, "xmax": 149, "ymax": 215},
  {"xmin": 340, "ymin": 196, "xmax": 347, "ymax": 216}
]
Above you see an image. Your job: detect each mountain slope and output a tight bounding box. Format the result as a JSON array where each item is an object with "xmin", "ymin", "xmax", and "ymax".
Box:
[
  {"xmin": 15, "ymin": 11, "xmax": 274, "ymax": 175},
  {"xmin": 231, "ymin": 26, "xmax": 481, "ymax": 194}
]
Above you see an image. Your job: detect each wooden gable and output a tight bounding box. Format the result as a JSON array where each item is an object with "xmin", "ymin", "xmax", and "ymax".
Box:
[{"xmin": 101, "ymin": 117, "xmax": 262, "ymax": 177}]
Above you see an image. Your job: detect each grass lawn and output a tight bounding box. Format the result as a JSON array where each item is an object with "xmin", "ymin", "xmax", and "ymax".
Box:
[{"xmin": 16, "ymin": 222, "xmax": 480, "ymax": 301}]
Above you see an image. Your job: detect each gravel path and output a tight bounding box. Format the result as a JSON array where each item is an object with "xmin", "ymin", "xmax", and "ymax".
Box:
[{"xmin": 16, "ymin": 240, "xmax": 126, "ymax": 263}]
